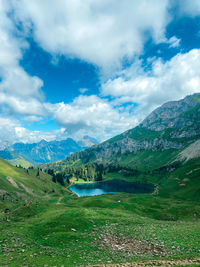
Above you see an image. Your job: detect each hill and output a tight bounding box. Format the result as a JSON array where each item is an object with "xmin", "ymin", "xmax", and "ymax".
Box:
[
  {"xmin": 0, "ymin": 157, "xmax": 68, "ymax": 210},
  {"xmin": 0, "ymin": 150, "xmax": 33, "ymax": 168}
]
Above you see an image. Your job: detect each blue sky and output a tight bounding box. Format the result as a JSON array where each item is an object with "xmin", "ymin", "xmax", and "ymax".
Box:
[{"xmin": 0, "ymin": 0, "xmax": 200, "ymax": 143}]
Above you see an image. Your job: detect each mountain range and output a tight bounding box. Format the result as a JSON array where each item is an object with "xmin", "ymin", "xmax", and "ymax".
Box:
[{"xmin": 0, "ymin": 135, "xmax": 98, "ymax": 165}]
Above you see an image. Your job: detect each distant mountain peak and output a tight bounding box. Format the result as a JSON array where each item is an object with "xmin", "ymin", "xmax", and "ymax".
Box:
[
  {"xmin": 38, "ymin": 139, "xmax": 48, "ymax": 145},
  {"xmin": 78, "ymin": 135, "xmax": 98, "ymax": 147}
]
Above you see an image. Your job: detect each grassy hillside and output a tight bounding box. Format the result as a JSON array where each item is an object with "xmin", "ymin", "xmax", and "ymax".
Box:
[
  {"xmin": 0, "ymin": 150, "xmax": 33, "ymax": 168},
  {"xmin": 0, "ymin": 183, "xmax": 200, "ymax": 266},
  {"xmin": 0, "ymin": 158, "xmax": 200, "ymax": 266},
  {"xmin": 0, "ymin": 157, "xmax": 69, "ymax": 210}
]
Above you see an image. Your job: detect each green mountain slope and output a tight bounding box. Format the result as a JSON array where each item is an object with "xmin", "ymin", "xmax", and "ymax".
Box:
[
  {"xmin": 44, "ymin": 94, "xmax": 200, "ymax": 200},
  {"xmin": 0, "ymin": 157, "xmax": 68, "ymax": 211},
  {"xmin": 0, "ymin": 150, "xmax": 33, "ymax": 168}
]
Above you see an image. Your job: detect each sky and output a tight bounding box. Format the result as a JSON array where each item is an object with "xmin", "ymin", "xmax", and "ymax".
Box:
[{"xmin": 0, "ymin": 0, "xmax": 200, "ymax": 144}]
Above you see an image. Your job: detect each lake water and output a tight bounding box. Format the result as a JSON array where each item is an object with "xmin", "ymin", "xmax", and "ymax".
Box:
[{"xmin": 69, "ymin": 179, "xmax": 154, "ymax": 197}]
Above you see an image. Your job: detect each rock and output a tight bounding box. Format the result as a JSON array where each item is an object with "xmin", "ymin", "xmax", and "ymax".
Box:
[{"xmin": 71, "ymin": 228, "xmax": 76, "ymax": 232}]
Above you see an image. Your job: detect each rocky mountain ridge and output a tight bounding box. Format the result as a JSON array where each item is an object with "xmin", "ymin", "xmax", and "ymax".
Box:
[
  {"xmin": 140, "ymin": 93, "xmax": 200, "ymax": 131},
  {"xmin": 54, "ymin": 93, "xmax": 200, "ymax": 166}
]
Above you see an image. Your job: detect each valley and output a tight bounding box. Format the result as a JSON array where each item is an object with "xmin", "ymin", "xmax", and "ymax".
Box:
[
  {"xmin": 0, "ymin": 94, "xmax": 200, "ymax": 266},
  {"xmin": 1, "ymin": 2, "xmax": 200, "ymax": 266}
]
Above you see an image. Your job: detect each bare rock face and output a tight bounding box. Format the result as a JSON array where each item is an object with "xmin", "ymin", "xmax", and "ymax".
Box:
[
  {"xmin": 140, "ymin": 93, "xmax": 200, "ymax": 132},
  {"xmin": 176, "ymin": 139, "xmax": 200, "ymax": 162},
  {"xmin": 89, "ymin": 137, "xmax": 184, "ymax": 161}
]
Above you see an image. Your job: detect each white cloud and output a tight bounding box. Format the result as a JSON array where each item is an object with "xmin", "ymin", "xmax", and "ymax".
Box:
[
  {"xmin": 0, "ymin": 94, "xmax": 47, "ymax": 116},
  {"xmin": 101, "ymin": 49, "xmax": 200, "ymax": 120},
  {"xmin": 0, "ymin": 0, "xmax": 45, "ymax": 119},
  {"xmin": 177, "ymin": 0, "xmax": 200, "ymax": 17},
  {"xmin": 46, "ymin": 95, "xmax": 138, "ymax": 141},
  {"xmin": 14, "ymin": 127, "xmax": 68, "ymax": 143},
  {"xmin": 79, "ymin": 88, "xmax": 88, "ymax": 94},
  {"xmin": 11, "ymin": 0, "xmax": 171, "ymax": 71},
  {"xmin": 0, "ymin": 117, "xmax": 21, "ymax": 143},
  {"xmin": 168, "ymin": 36, "xmax": 181, "ymax": 48},
  {"xmin": 0, "ymin": 115, "xmax": 69, "ymax": 144}
]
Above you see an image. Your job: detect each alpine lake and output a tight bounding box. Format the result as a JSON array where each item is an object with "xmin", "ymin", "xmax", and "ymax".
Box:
[{"xmin": 69, "ymin": 179, "xmax": 155, "ymax": 197}]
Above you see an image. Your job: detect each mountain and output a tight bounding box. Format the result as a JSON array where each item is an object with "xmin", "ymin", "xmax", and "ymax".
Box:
[
  {"xmin": 10, "ymin": 138, "xmax": 82, "ymax": 164},
  {"xmin": 48, "ymin": 93, "xmax": 200, "ymax": 166},
  {"xmin": 77, "ymin": 135, "xmax": 98, "ymax": 147},
  {"xmin": 1, "ymin": 136, "xmax": 98, "ymax": 165},
  {"xmin": 45, "ymin": 93, "xmax": 200, "ymax": 200},
  {"xmin": 0, "ymin": 141, "xmax": 12, "ymax": 150}
]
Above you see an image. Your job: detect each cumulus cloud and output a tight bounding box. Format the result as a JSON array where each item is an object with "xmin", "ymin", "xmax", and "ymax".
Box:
[
  {"xmin": 177, "ymin": 0, "xmax": 200, "ymax": 17},
  {"xmin": 101, "ymin": 49, "xmax": 200, "ymax": 120},
  {"xmin": 46, "ymin": 95, "xmax": 138, "ymax": 141},
  {"xmin": 0, "ymin": 115, "xmax": 69, "ymax": 144},
  {"xmin": 168, "ymin": 36, "xmax": 181, "ymax": 48},
  {"xmin": 13, "ymin": 127, "xmax": 68, "ymax": 143},
  {"xmin": 0, "ymin": 117, "xmax": 21, "ymax": 143},
  {"xmin": 11, "ymin": 0, "xmax": 171, "ymax": 71},
  {"xmin": 0, "ymin": 0, "xmax": 45, "ymax": 119},
  {"xmin": 79, "ymin": 88, "xmax": 88, "ymax": 94}
]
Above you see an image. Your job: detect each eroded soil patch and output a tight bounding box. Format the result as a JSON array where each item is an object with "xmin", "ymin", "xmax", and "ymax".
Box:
[{"xmin": 99, "ymin": 230, "xmax": 166, "ymax": 256}]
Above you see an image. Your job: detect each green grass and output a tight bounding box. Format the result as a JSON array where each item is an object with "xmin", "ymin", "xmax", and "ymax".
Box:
[
  {"xmin": 0, "ymin": 193, "xmax": 200, "ymax": 266},
  {"xmin": 118, "ymin": 149, "xmax": 179, "ymax": 171},
  {"xmin": 107, "ymin": 126, "xmax": 162, "ymax": 144},
  {"xmin": 0, "ymin": 157, "xmax": 200, "ymax": 266},
  {"xmin": 0, "ymin": 157, "xmax": 69, "ymax": 210},
  {"xmin": 0, "ymin": 150, "xmax": 33, "ymax": 168},
  {"xmin": 7, "ymin": 157, "xmax": 33, "ymax": 169}
]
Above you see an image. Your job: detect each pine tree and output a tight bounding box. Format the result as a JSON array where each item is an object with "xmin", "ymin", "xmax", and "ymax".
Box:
[{"xmin": 36, "ymin": 169, "xmax": 40, "ymax": 178}]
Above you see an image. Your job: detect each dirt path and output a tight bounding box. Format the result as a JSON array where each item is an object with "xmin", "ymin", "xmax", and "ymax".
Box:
[{"xmin": 93, "ymin": 258, "xmax": 200, "ymax": 266}]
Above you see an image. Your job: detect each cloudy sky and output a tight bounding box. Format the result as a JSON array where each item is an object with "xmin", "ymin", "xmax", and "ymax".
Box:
[{"xmin": 0, "ymin": 0, "xmax": 200, "ymax": 144}]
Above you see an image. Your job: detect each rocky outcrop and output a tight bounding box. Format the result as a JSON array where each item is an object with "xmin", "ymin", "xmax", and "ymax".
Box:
[
  {"xmin": 89, "ymin": 137, "xmax": 184, "ymax": 161},
  {"xmin": 140, "ymin": 93, "xmax": 200, "ymax": 131},
  {"xmin": 176, "ymin": 139, "xmax": 200, "ymax": 162}
]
